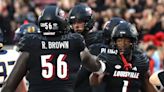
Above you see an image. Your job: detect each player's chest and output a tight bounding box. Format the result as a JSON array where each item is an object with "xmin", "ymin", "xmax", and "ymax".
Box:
[{"xmin": 109, "ymin": 60, "xmax": 140, "ymax": 79}]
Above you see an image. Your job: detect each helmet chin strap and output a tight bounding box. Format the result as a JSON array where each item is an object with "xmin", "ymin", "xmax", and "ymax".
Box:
[
  {"xmin": 120, "ymin": 54, "xmax": 132, "ymax": 71},
  {"xmin": 119, "ymin": 46, "xmax": 133, "ymax": 71}
]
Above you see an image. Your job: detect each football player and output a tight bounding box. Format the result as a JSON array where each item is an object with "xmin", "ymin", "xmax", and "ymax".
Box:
[
  {"xmin": 88, "ymin": 22, "xmax": 157, "ymax": 92},
  {"xmin": 68, "ymin": 3, "xmax": 106, "ymax": 92},
  {"xmin": 0, "ymin": 30, "xmax": 27, "ymax": 92},
  {"xmin": 68, "ymin": 4, "xmax": 97, "ymax": 92},
  {"xmin": 88, "ymin": 17, "xmax": 125, "ymax": 92},
  {"xmin": 68, "ymin": 3, "xmax": 96, "ymax": 47}
]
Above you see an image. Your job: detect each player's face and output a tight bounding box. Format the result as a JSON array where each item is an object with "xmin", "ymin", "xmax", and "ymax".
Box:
[
  {"xmin": 72, "ymin": 21, "xmax": 85, "ymax": 33},
  {"xmin": 115, "ymin": 37, "xmax": 132, "ymax": 54}
]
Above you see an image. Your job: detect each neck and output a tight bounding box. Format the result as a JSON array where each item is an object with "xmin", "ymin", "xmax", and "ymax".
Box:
[{"xmin": 123, "ymin": 51, "xmax": 132, "ymax": 62}]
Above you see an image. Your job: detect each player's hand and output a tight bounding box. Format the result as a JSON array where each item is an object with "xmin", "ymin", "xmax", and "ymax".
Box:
[{"xmin": 89, "ymin": 72, "xmax": 105, "ymax": 86}]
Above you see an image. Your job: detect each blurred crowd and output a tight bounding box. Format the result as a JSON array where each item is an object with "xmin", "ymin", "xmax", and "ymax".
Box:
[{"xmin": 0, "ymin": 0, "xmax": 164, "ymax": 74}]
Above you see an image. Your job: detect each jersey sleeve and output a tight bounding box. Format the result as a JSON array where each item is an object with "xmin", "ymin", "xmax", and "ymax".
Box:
[
  {"xmin": 17, "ymin": 34, "xmax": 40, "ymax": 52},
  {"xmin": 133, "ymin": 51, "xmax": 149, "ymax": 73},
  {"xmin": 72, "ymin": 33, "xmax": 85, "ymax": 52},
  {"xmin": 98, "ymin": 53, "xmax": 114, "ymax": 73},
  {"xmin": 89, "ymin": 44, "xmax": 101, "ymax": 56},
  {"xmin": 85, "ymin": 31, "xmax": 103, "ymax": 47}
]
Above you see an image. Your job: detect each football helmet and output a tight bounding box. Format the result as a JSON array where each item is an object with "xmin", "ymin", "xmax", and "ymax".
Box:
[
  {"xmin": 103, "ymin": 17, "xmax": 125, "ymax": 44},
  {"xmin": 68, "ymin": 4, "xmax": 94, "ymax": 33},
  {"xmin": 111, "ymin": 21, "xmax": 138, "ymax": 56},
  {"xmin": 13, "ymin": 23, "xmax": 40, "ymax": 43},
  {"xmin": 38, "ymin": 5, "xmax": 68, "ymax": 36},
  {"xmin": 111, "ymin": 22, "xmax": 138, "ymax": 43}
]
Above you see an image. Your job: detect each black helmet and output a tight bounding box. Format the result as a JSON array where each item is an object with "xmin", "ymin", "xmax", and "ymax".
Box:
[
  {"xmin": 38, "ymin": 5, "xmax": 68, "ymax": 36},
  {"xmin": 111, "ymin": 21, "xmax": 138, "ymax": 43},
  {"xmin": 111, "ymin": 22, "xmax": 138, "ymax": 61},
  {"xmin": 68, "ymin": 4, "xmax": 94, "ymax": 32},
  {"xmin": 103, "ymin": 17, "xmax": 125, "ymax": 44},
  {"xmin": 13, "ymin": 23, "xmax": 40, "ymax": 43}
]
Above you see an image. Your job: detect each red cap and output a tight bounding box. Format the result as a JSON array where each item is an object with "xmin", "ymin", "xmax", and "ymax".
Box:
[
  {"xmin": 155, "ymin": 32, "xmax": 164, "ymax": 41},
  {"xmin": 143, "ymin": 34, "xmax": 155, "ymax": 42}
]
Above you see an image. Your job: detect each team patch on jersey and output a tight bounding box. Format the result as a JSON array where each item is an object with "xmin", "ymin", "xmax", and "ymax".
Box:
[
  {"xmin": 115, "ymin": 65, "xmax": 122, "ymax": 69},
  {"xmin": 113, "ymin": 70, "xmax": 140, "ymax": 79}
]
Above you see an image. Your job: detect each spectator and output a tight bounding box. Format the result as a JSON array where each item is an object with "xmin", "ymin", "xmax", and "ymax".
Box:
[{"xmin": 146, "ymin": 45, "xmax": 157, "ymax": 74}]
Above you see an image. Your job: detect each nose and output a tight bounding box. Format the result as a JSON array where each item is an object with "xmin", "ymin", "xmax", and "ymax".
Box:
[
  {"xmin": 116, "ymin": 38, "xmax": 131, "ymax": 49},
  {"xmin": 74, "ymin": 22, "xmax": 80, "ymax": 27},
  {"xmin": 119, "ymin": 39, "xmax": 127, "ymax": 46}
]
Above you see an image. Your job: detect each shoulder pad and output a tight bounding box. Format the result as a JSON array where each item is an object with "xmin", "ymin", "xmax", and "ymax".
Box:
[
  {"xmin": 132, "ymin": 49, "xmax": 149, "ymax": 71},
  {"xmin": 98, "ymin": 53, "xmax": 117, "ymax": 64},
  {"xmin": 17, "ymin": 34, "xmax": 41, "ymax": 52},
  {"xmin": 62, "ymin": 33, "xmax": 84, "ymax": 42},
  {"xmin": 71, "ymin": 33, "xmax": 84, "ymax": 41},
  {"xmin": 89, "ymin": 43, "xmax": 108, "ymax": 55},
  {"xmin": 65, "ymin": 33, "xmax": 85, "ymax": 51},
  {"xmin": 85, "ymin": 31, "xmax": 104, "ymax": 46}
]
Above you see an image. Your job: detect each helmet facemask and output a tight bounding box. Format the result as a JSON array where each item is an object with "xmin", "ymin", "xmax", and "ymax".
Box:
[
  {"xmin": 68, "ymin": 4, "xmax": 94, "ymax": 36},
  {"xmin": 111, "ymin": 21, "xmax": 138, "ymax": 61},
  {"xmin": 114, "ymin": 37, "xmax": 134, "ymax": 61}
]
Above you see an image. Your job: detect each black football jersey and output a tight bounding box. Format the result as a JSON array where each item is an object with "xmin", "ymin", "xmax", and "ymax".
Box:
[
  {"xmin": 17, "ymin": 33, "xmax": 85, "ymax": 92},
  {"xmin": 98, "ymin": 48, "xmax": 149, "ymax": 92},
  {"xmin": 89, "ymin": 43, "xmax": 117, "ymax": 56},
  {"xmin": 84, "ymin": 31, "xmax": 104, "ymax": 47}
]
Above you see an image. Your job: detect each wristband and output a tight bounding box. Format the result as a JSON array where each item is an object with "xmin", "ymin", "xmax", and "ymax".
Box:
[{"xmin": 95, "ymin": 60, "xmax": 106, "ymax": 74}]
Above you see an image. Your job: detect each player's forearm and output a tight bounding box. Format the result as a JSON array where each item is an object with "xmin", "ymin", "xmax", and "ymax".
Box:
[
  {"xmin": 1, "ymin": 87, "xmax": 13, "ymax": 92},
  {"xmin": 1, "ymin": 52, "xmax": 29, "ymax": 92},
  {"xmin": 89, "ymin": 72, "xmax": 105, "ymax": 86},
  {"xmin": 1, "ymin": 78, "xmax": 21, "ymax": 92},
  {"xmin": 80, "ymin": 48, "xmax": 101, "ymax": 72}
]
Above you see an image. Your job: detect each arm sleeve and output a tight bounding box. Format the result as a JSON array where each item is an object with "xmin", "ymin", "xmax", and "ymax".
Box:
[{"xmin": 98, "ymin": 53, "xmax": 113, "ymax": 73}]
